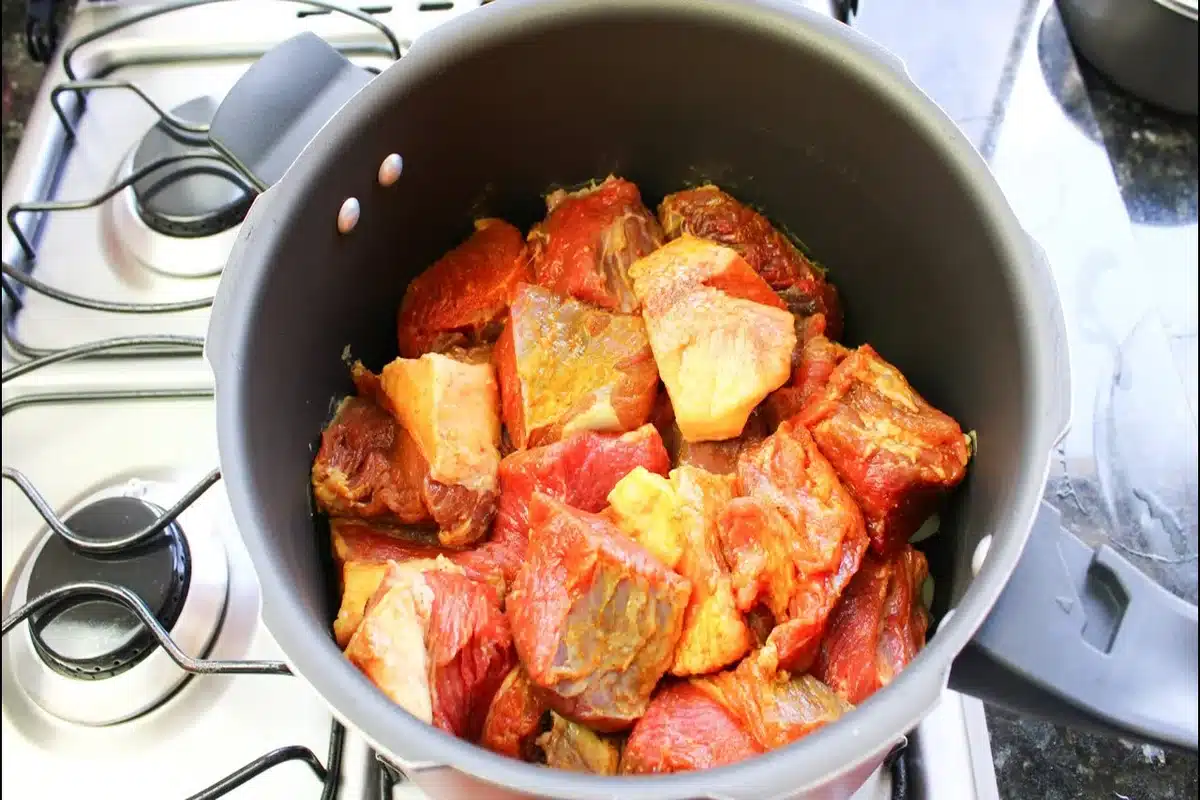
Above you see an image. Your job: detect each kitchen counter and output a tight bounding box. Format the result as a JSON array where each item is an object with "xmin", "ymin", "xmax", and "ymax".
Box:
[{"xmin": 2, "ymin": 1, "xmax": 1196, "ymax": 799}]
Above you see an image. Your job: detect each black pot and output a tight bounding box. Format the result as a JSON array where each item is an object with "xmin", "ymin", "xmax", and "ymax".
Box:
[{"xmin": 203, "ymin": 1, "xmax": 1199, "ymax": 797}]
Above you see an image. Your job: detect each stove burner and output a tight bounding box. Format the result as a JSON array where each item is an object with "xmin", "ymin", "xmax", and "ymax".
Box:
[
  {"xmin": 9, "ymin": 480, "xmax": 231, "ymax": 726},
  {"xmin": 25, "ymin": 496, "xmax": 191, "ymax": 680},
  {"xmin": 130, "ymin": 96, "xmax": 253, "ymax": 238}
]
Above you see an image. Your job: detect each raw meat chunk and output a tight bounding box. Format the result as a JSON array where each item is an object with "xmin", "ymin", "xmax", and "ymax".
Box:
[
  {"xmin": 528, "ymin": 176, "xmax": 663, "ymax": 312},
  {"xmin": 491, "ymin": 424, "xmax": 670, "ymax": 584},
  {"xmin": 718, "ymin": 419, "xmax": 868, "ymax": 672},
  {"xmin": 628, "ymin": 236, "xmax": 796, "ymax": 442},
  {"xmin": 396, "ymin": 218, "xmax": 530, "ymax": 358},
  {"xmin": 331, "ymin": 515, "xmax": 508, "ymax": 618},
  {"xmin": 813, "ymin": 545, "xmax": 930, "ymax": 704},
  {"xmin": 674, "ymin": 409, "xmax": 769, "ymax": 476},
  {"xmin": 765, "ymin": 334, "xmax": 850, "ymax": 429},
  {"xmin": 694, "ymin": 646, "xmax": 850, "ymax": 750},
  {"xmin": 380, "ymin": 353, "xmax": 502, "ymax": 547},
  {"xmin": 480, "ymin": 666, "xmax": 550, "ymax": 760},
  {"xmin": 507, "ymin": 493, "xmax": 691, "ymax": 731},
  {"xmin": 311, "ymin": 392, "xmax": 431, "ymax": 525},
  {"xmin": 494, "ymin": 284, "xmax": 658, "ymax": 449},
  {"xmin": 313, "ymin": 360, "xmax": 502, "ymax": 548},
  {"xmin": 620, "ymin": 682, "xmax": 762, "ymax": 774},
  {"xmin": 537, "ymin": 712, "xmax": 622, "ymax": 774},
  {"xmin": 344, "ymin": 560, "xmax": 515, "ymax": 740},
  {"xmin": 658, "ymin": 184, "xmax": 843, "ymax": 339},
  {"xmin": 608, "ymin": 466, "xmax": 751, "ymax": 676},
  {"xmin": 650, "ymin": 394, "xmax": 768, "ymax": 475},
  {"xmin": 333, "ymin": 560, "xmax": 390, "ymax": 647},
  {"xmin": 797, "ymin": 345, "xmax": 970, "ymax": 553}
]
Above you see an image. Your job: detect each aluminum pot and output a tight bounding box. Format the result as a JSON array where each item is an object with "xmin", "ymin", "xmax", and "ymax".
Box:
[
  {"xmin": 1057, "ymin": 0, "xmax": 1198, "ymax": 116},
  {"xmin": 202, "ymin": 1, "xmax": 1199, "ymax": 797}
]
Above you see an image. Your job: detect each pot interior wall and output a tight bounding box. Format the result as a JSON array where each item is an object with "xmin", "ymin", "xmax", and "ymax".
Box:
[{"xmin": 231, "ymin": 6, "xmax": 1037, "ymax": 659}]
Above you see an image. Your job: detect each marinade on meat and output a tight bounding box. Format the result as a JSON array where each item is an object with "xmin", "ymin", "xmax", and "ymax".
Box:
[
  {"xmin": 620, "ymin": 682, "xmax": 763, "ymax": 774},
  {"xmin": 311, "ymin": 392, "xmax": 432, "ymax": 525},
  {"xmin": 333, "ymin": 560, "xmax": 391, "ymax": 648},
  {"xmin": 330, "ymin": 423, "xmax": 673, "ymax": 634},
  {"xmin": 629, "ymin": 236, "xmax": 795, "ymax": 443},
  {"xmin": 329, "ymin": 519, "xmax": 511, "ymax": 643},
  {"xmin": 718, "ymin": 419, "xmax": 869, "ymax": 672},
  {"xmin": 480, "ymin": 666, "xmax": 550, "ymax": 760},
  {"xmin": 528, "ymin": 175, "xmax": 663, "ymax": 312},
  {"xmin": 492, "ymin": 424, "xmax": 671, "ymax": 584},
  {"xmin": 797, "ymin": 344, "xmax": 970, "ymax": 553},
  {"xmin": 693, "ymin": 646, "xmax": 850, "ymax": 750},
  {"xmin": 397, "ymin": 218, "xmax": 531, "ymax": 358},
  {"xmin": 379, "ymin": 353, "xmax": 502, "ymax": 547},
  {"xmin": 622, "ymin": 646, "xmax": 849, "ymax": 775},
  {"xmin": 313, "ymin": 357, "xmax": 501, "ymax": 548},
  {"xmin": 507, "ymin": 493, "xmax": 691, "ymax": 731},
  {"xmin": 607, "ymin": 466, "xmax": 751, "ymax": 676},
  {"xmin": 319, "ymin": 175, "xmax": 971, "ymax": 775},
  {"xmin": 494, "ymin": 284, "xmax": 658, "ymax": 449},
  {"xmin": 658, "ymin": 184, "xmax": 843, "ymax": 340},
  {"xmin": 764, "ymin": 334, "xmax": 851, "ymax": 429},
  {"xmin": 344, "ymin": 560, "xmax": 515, "ymax": 740},
  {"xmin": 536, "ymin": 712, "xmax": 623, "ymax": 775},
  {"xmin": 814, "ymin": 545, "xmax": 930, "ymax": 704},
  {"xmin": 673, "ymin": 409, "xmax": 769, "ymax": 475}
]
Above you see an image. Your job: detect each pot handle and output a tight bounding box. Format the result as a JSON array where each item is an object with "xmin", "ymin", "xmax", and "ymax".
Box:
[
  {"xmin": 949, "ymin": 500, "xmax": 1199, "ymax": 752},
  {"xmin": 205, "ymin": 33, "xmax": 373, "ymax": 383},
  {"xmin": 208, "ymin": 32, "xmax": 374, "ymax": 191}
]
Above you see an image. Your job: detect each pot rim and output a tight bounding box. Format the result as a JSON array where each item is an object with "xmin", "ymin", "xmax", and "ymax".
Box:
[
  {"xmin": 1152, "ymin": 0, "xmax": 1198, "ymax": 22},
  {"xmin": 212, "ymin": 0, "xmax": 1065, "ymax": 797}
]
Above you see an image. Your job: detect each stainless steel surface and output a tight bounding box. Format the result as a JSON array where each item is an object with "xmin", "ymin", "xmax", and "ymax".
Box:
[
  {"xmin": 909, "ymin": 692, "xmax": 1000, "ymax": 800},
  {"xmin": 989, "ymin": 0, "xmax": 1198, "ymax": 605},
  {"xmin": 0, "ymin": 390, "xmax": 330, "ymax": 799},
  {"xmin": 1, "ymin": 0, "xmax": 995, "ymax": 797},
  {"xmin": 8, "ymin": 477, "xmax": 229, "ymax": 725},
  {"xmin": 111, "ymin": 148, "xmax": 239, "ymax": 279}
]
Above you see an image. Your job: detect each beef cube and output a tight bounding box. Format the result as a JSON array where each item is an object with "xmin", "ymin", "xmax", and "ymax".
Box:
[
  {"xmin": 674, "ymin": 409, "xmax": 769, "ymax": 475},
  {"xmin": 380, "ymin": 353, "xmax": 502, "ymax": 547},
  {"xmin": 797, "ymin": 345, "xmax": 970, "ymax": 553},
  {"xmin": 650, "ymin": 392, "xmax": 768, "ymax": 475},
  {"xmin": 629, "ymin": 236, "xmax": 796, "ymax": 442},
  {"xmin": 344, "ymin": 561, "xmax": 515, "ymax": 740},
  {"xmin": 330, "ymin": 519, "xmax": 509, "ymax": 598},
  {"xmin": 718, "ymin": 419, "xmax": 868, "ymax": 672},
  {"xmin": 494, "ymin": 284, "xmax": 658, "ymax": 449},
  {"xmin": 528, "ymin": 176, "xmax": 663, "ymax": 312},
  {"xmin": 607, "ymin": 465, "xmax": 751, "ymax": 676},
  {"xmin": 480, "ymin": 666, "xmax": 550, "ymax": 760},
  {"xmin": 536, "ymin": 712, "xmax": 623, "ymax": 774},
  {"xmin": 333, "ymin": 560, "xmax": 390, "ymax": 647},
  {"xmin": 311, "ymin": 393, "xmax": 431, "ymax": 525},
  {"xmin": 765, "ymin": 334, "xmax": 850, "ymax": 429},
  {"xmin": 397, "ymin": 218, "xmax": 530, "ymax": 358},
  {"xmin": 694, "ymin": 646, "xmax": 850, "ymax": 749},
  {"xmin": 620, "ymin": 682, "xmax": 763, "ymax": 774},
  {"xmin": 814, "ymin": 545, "xmax": 930, "ymax": 704},
  {"xmin": 658, "ymin": 184, "xmax": 842, "ymax": 339},
  {"xmin": 314, "ymin": 359, "xmax": 502, "ymax": 549},
  {"xmin": 507, "ymin": 493, "xmax": 691, "ymax": 731},
  {"xmin": 491, "ymin": 424, "xmax": 671, "ymax": 584}
]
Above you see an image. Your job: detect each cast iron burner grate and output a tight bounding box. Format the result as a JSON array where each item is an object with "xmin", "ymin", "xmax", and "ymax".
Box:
[
  {"xmin": 0, "ymin": 345, "xmax": 350, "ymax": 798},
  {"xmin": 1, "ymin": 0, "xmax": 403, "ymax": 362}
]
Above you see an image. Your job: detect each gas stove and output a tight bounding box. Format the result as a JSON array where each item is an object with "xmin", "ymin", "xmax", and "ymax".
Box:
[{"xmin": 0, "ymin": 2, "xmax": 1021, "ymax": 799}]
